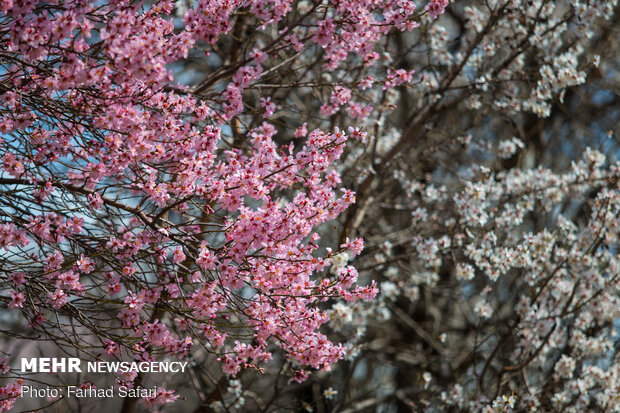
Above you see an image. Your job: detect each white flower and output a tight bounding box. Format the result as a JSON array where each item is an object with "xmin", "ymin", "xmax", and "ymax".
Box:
[
  {"xmin": 380, "ymin": 240, "xmax": 393, "ymax": 255},
  {"xmin": 323, "ymin": 387, "xmax": 338, "ymax": 399},
  {"xmin": 384, "ymin": 266, "xmax": 399, "ymax": 279},
  {"xmin": 411, "ymin": 207, "xmax": 428, "ymax": 224},
  {"xmin": 227, "ymin": 379, "xmax": 242, "ymax": 396},
  {"xmin": 330, "ymin": 252, "xmax": 350, "ymax": 273},
  {"xmin": 492, "ymin": 394, "xmax": 517, "ymax": 411},
  {"xmin": 329, "ymin": 302, "xmax": 353, "ymax": 328},
  {"xmin": 208, "ymin": 401, "xmax": 224, "ymax": 413},
  {"xmin": 554, "ymin": 355, "xmax": 576, "ymax": 379},
  {"xmin": 457, "ymin": 134, "xmax": 472, "ymax": 145},
  {"xmin": 584, "ymin": 147, "xmax": 605, "ymax": 167},
  {"xmin": 498, "ymin": 137, "xmax": 525, "ymax": 159},
  {"xmin": 376, "ymin": 304, "xmax": 391, "ymax": 321},
  {"xmin": 232, "ymin": 397, "xmax": 246, "ymax": 409},
  {"xmin": 474, "ymin": 300, "xmax": 493, "ymax": 319},
  {"xmin": 381, "ymin": 281, "xmax": 399, "ymax": 300},
  {"xmin": 455, "ymin": 263, "xmax": 475, "ymax": 281},
  {"xmin": 297, "ymin": 0, "xmax": 311, "ymax": 13},
  {"xmin": 174, "ymin": 0, "xmax": 188, "ymax": 17},
  {"xmin": 423, "ymin": 372, "xmax": 432, "ymax": 389}
]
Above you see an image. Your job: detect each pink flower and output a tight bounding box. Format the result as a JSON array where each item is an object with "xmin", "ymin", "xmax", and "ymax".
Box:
[
  {"xmin": 76, "ymin": 255, "xmax": 95, "ymax": 273},
  {"xmin": 8, "ymin": 291, "xmax": 24, "ymax": 309},
  {"xmin": 10, "ymin": 272, "xmax": 25, "ymax": 286},
  {"xmin": 172, "ymin": 247, "xmax": 186, "ymax": 264},
  {"xmin": 330, "ymin": 86, "xmax": 352, "ymax": 106},
  {"xmin": 196, "ymin": 245, "xmax": 217, "ymax": 270},
  {"xmin": 260, "ymin": 97, "xmax": 276, "ymax": 118},
  {"xmin": 104, "ymin": 340, "xmax": 120, "ymax": 357},
  {"xmin": 0, "ymin": 358, "xmax": 9, "ymax": 374},
  {"xmin": 425, "ymin": 0, "xmax": 449, "ymax": 19},
  {"xmin": 2, "ymin": 152, "xmax": 25, "ymax": 176},
  {"xmin": 143, "ymin": 388, "xmax": 179, "ymax": 407},
  {"xmin": 294, "ymin": 122, "xmax": 308, "ymax": 138},
  {"xmin": 88, "ymin": 193, "xmax": 104, "ymax": 210},
  {"xmin": 47, "ymin": 289, "xmax": 68, "ymax": 309}
]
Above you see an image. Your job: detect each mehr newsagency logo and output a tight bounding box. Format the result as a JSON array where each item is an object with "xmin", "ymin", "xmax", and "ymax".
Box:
[{"xmin": 18, "ymin": 357, "xmax": 187, "ymax": 399}]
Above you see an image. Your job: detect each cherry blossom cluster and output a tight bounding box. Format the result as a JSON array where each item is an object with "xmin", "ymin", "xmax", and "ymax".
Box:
[{"xmin": 0, "ymin": 0, "xmax": 442, "ymax": 409}]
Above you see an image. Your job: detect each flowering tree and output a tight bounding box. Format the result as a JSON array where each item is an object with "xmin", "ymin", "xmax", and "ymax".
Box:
[
  {"xmin": 0, "ymin": 0, "xmax": 388, "ymax": 410},
  {"xmin": 311, "ymin": 0, "xmax": 620, "ymax": 412},
  {"xmin": 0, "ymin": 0, "xmax": 618, "ymax": 412}
]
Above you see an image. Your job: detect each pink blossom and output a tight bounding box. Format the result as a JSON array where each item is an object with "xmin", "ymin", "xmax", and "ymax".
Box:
[
  {"xmin": 47, "ymin": 289, "xmax": 68, "ymax": 309},
  {"xmin": 425, "ymin": 0, "xmax": 449, "ymax": 19},
  {"xmin": 8, "ymin": 291, "xmax": 24, "ymax": 309}
]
